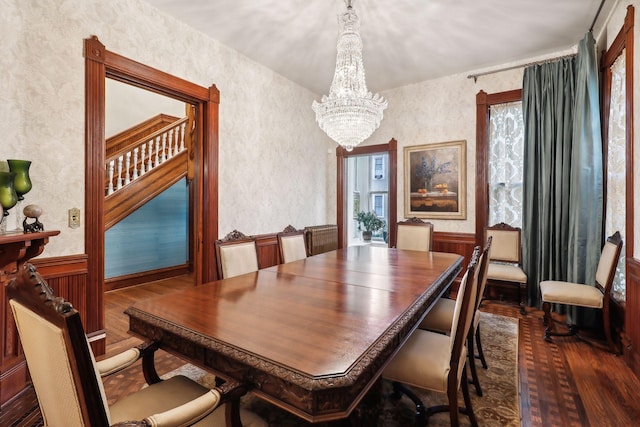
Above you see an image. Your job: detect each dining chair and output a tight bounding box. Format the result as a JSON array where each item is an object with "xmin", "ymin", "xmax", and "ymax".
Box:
[
  {"xmin": 7, "ymin": 263, "xmax": 267, "ymax": 427},
  {"xmin": 215, "ymin": 229, "xmax": 259, "ymax": 279},
  {"xmin": 540, "ymin": 231, "xmax": 623, "ymax": 353},
  {"xmin": 417, "ymin": 236, "xmax": 492, "ymax": 396},
  {"xmin": 396, "ymin": 217, "xmax": 434, "ymax": 252},
  {"xmin": 383, "ymin": 246, "xmax": 481, "ymax": 427},
  {"xmin": 484, "ymin": 223, "xmax": 528, "ymax": 314},
  {"xmin": 277, "ymin": 225, "xmax": 308, "ymax": 263}
]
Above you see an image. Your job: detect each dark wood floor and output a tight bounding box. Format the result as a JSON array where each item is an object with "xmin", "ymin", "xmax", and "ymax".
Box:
[{"xmin": 2, "ymin": 275, "xmax": 640, "ymax": 426}]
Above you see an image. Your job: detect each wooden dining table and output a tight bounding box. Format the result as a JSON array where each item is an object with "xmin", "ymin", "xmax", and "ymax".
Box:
[{"xmin": 125, "ymin": 245, "xmax": 463, "ymax": 424}]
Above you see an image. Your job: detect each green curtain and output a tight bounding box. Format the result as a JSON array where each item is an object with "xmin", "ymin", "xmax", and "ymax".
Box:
[
  {"xmin": 522, "ymin": 57, "xmax": 575, "ymax": 308},
  {"xmin": 568, "ymin": 32, "xmax": 604, "ymax": 286},
  {"xmin": 522, "ymin": 32, "xmax": 604, "ymax": 320}
]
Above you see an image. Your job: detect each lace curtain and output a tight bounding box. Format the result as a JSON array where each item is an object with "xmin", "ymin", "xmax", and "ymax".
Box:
[
  {"xmin": 606, "ymin": 52, "xmax": 626, "ymax": 300},
  {"xmin": 488, "ymin": 102, "xmax": 524, "ymax": 227}
]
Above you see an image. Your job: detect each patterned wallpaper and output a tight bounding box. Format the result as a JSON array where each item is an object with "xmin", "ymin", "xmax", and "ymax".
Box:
[
  {"xmin": 3, "ymin": 0, "xmax": 636, "ymax": 256},
  {"xmin": 367, "ymin": 68, "xmax": 524, "ymax": 234},
  {"xmin": 0, "ymin": 0, "xmax": 331, "ymax": 256}
]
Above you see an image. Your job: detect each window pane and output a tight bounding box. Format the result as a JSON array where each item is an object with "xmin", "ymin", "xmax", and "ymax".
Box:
[
  {"xmin": 488, "ymin": 101, "xmax": 524, "ymax": 228},
  {"xmin": 606, "ymin": 52, "xmax": 626, "ymax": 299}
]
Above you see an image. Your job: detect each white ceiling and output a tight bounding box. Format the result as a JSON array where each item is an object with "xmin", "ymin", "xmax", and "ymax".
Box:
[{"xmin": 143, "ymin": 0, "xmax": 613, "ymax": 95}]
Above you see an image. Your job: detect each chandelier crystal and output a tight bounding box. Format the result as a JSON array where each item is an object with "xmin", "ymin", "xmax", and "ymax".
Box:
[{"xmin": 312, "ymin": 0, "xmax": 387, "ymax": 152}]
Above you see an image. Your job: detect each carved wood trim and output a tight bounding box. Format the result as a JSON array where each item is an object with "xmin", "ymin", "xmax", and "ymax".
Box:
[{"xmin": 84, "ymin": 36, "xmax": 220, "ymax": 358}]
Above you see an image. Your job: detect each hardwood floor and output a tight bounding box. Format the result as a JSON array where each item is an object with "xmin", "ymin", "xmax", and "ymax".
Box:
[{"xmin": 2, "ymin": 275, "xmax": 640, "ymax": 426}]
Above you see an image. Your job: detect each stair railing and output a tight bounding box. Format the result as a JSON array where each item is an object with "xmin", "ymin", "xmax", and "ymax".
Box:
[{"xmin": 106, "ymin": 117, "xmax": 188, "ymax": 196}]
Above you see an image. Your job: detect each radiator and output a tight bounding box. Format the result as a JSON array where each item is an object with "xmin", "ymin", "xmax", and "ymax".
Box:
[{"xmin": 305, "ymin": 224, "xmax": 338, "ymax": 256}]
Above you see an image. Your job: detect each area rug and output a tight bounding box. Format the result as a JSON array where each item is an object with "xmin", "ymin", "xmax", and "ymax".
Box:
[{"xmin": 166, "ymin": 311, "xmax": 519, "ymax": 426}]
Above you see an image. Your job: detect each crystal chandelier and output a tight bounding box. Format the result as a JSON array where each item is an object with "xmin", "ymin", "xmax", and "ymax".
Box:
[{"xmin": 312, "ymin": 0, "xmax": 387, "ymax": 152}]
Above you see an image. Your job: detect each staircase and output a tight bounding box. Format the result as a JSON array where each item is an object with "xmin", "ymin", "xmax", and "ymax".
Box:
[{"xmin": 104, "ymin": 113, "xmax": 192, "ymax": 230}]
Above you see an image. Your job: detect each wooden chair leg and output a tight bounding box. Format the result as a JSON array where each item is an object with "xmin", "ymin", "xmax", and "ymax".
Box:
[
  {"xmin": 460, "ymin": 365, "xmax": 479, "ymax": 427},
  {"xmin": 602, "ymin": 304, "xmax": 619, "ymax": 354},
  {"xmin": 475, "ymin": 325, "xmax": 488, "ymax": 369},
  {"xmin": 542, "ymin": 301, "xmax": 554, "ymax": 342},
  {"xmin": 467, "ymin": 332, "xmax": 483, "ymax": 396},
  {"xmin": 519, "ymin": 282, "xmax": 527, "ymax": 315}
]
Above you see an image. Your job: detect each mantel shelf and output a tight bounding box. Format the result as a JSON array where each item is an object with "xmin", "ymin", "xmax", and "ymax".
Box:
[{"xmin": 0, "ymin": 230, "xmax": 60, "ymax": 279}]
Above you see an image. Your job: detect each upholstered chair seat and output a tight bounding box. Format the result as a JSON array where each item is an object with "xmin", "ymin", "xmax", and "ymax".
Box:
[
  {"xmin": 383, "ymin": 247, "xmax": 481, "ymax": 427},
  {"xmin": 8, "ymin": 263, "xmax": 267, "ymax": 427},
  {"xmin": 539, "ymin": 281, "xmax": 605, "ymax": 308},
  {"xmin": 418, "ymin": 237, "xmax": 492, "ymax": 396},
  {"xmin": 485, "ymin": 223, "xmax": 528, "ymax": 314},
  {"xmin": 540, "ymin": 231, "xmax": 623, "ymax": 353},
  {"xmin": 486, "ymin": 263, "xmax": 527, "ymax": 283}
]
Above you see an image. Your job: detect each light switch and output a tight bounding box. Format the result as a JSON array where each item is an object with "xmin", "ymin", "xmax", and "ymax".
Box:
[{"xmin": 68, "ymin": 208, "xmax": 80, "ymax": 229}]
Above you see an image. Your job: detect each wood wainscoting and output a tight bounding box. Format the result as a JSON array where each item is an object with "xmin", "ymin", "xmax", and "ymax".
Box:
[
  {"xmin": 1, "ymin": 254, "xmax": 89, "ymax": 409},
  {"xmin": 624, "ymin": 257, "xmax": 640, "ymax": 377}
]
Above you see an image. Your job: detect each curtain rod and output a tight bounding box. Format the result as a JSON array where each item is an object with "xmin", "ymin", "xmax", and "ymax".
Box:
[
  {"xmin": 466, "ymin": 53, "xmax": 576, "ymax": 82},
  {"xmin": 467, "ymin": 0, "xmax": 605, "ymax": 82}
]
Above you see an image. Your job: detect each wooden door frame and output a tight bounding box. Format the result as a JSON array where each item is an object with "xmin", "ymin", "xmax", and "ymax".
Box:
[
  {"xmin": 475, "ymin": 89, "xmax": 522, "ymax": 247},
  {"xmin": 336, "ymin": 139, "xmax": 398, "ymax": 248},
  {"xmin": 84, "ymin": 36, "xmax": 218, "ymax": 354}
]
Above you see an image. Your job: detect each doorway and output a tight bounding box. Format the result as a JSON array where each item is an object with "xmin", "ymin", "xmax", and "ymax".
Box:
[
  {"xmin": 345, "ymin": 153, "xmax": 390, "ymax": 246},
  {"xmin": 336, "ymin": 139, "xmax": 398, "ymax": 248}
]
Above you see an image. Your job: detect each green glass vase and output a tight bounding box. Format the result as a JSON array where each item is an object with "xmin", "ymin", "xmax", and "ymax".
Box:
[
  {"xmin": 0, "ymin": 171, "xmax": 18, "ymax": 214},
  {"xmin": 7, "ymin": 159, "xmax": 32, "ymax": 200}
]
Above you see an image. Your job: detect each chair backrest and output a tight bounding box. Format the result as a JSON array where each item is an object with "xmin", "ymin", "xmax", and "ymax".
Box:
[
  {"xmin": 7, "ymin": 263, "xmax": 111, "ymax": 427},
  {"xmin": 277, "ymin": 226, "xmax": 308, "ymax": 264},
  {"xmin": 215, "ymin": 230, "xmax": 259, "ymax": 279},
  {"xmin": 475, "ymin": 236, "xmax": 493, "ymax": 311},
  {"xmin": 485, "ymin": 222, "xmax": 521, "ymax": 263},
  {"xmin": 449, "ymin": 247, "xmax": 481, "ymax": 371},
  {"xmin": 396, "ymin": 217, "xmax": 433, "ymax": 252},
  {"xmin": 595, "ymin": 231, "xmax": 623, "ymax": 294}
]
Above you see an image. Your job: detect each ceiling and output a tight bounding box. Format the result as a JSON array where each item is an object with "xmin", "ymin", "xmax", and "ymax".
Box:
[{"xmin": 143, "ymin": 0, "xmax": 613, "ymax": 95}]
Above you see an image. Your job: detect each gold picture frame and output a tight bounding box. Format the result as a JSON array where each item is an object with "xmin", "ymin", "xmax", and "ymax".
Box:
[{"xmin": 404, "ymin": 140, "xmax": 466, "ymax": 219}]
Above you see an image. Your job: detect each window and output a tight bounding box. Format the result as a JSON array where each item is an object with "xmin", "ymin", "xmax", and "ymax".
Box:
[
  {"xmin": 372, "ymin": 155, "xmax": 385, "ymax": 180},
  {"xmin": 488, "ymin": 101, "xmax": 524, "ymax": 228},
  {"xmin": 371, "ymin": 193, "xmax": 386, "ymax": 218},
  {"xmin": 475, "ymin": 89, "xmax": 522, "ymax": 243}
]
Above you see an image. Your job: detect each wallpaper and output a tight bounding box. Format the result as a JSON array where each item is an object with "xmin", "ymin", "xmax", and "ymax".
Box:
[
  {"xmin": 2, "ymin": 0, "xmax": 637, "ymax": 257},
  {"xmin": 0, "ymin": 0, "xmax": 331, "ymax": 256},
  {"xmin": 366, "ymin": 68, "xmax": 524, "ymax": 234}
]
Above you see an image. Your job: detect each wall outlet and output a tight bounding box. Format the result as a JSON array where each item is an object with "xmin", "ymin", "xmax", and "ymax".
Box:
[{"xmin": 68, "ymin": 208, "xmax": 80, "ymax": 229}]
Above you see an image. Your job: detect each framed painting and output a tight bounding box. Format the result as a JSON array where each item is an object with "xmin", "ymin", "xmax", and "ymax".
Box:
[{"xmin": 404, "ymin": 140, "xmax": 466, "ymax": 219}]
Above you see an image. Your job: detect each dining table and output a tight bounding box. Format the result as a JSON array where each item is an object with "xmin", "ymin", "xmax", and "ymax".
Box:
[{"xmin": 125, "ymin": 245, "xmax": 463, "ymax": 424}]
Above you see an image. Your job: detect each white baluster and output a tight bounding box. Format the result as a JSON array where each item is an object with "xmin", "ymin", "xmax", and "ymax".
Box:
[
  {"xmin": 147, "ymin": 140, "xmax": 154, "ymax": 170},
  {"xmin": 140, "ymin": 144, "xmax": 146, "ymax": 175},
  {"xmin": 161, "ymin": 133, "xmax": 167, "ymax": 162},
  {"xmin": 132, "ymin": 148, "xmax": 139, "ymax": 180},
  {"xmin": 116, "ymin": 156, "xmax": 124, "ymax": 190},
  {"xmin": 108, "ymin": 160, "xmax": 115, "ymax": 195},
  {"xmin": 174, "ymin": 127, "xmax": 180, "ymax": 153},
  {"xmin": 155, "ymin": 137, "xmax": 160, "ymax": 167},
  {"xmin": 179, "ymin": 123, "xmax": 186, "ymax": 151},
  {"xmin": 124, "ymin": 152, "xmax": 131, "ymax": 185},
  {"xmin": 167, "ymin": 130, "xmax": 174, "ymax": 158}
]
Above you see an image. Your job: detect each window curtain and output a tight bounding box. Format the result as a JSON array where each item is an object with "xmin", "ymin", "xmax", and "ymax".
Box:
[{"xmin": 522, "ymin": 32, "xmax": 603, "ymax": 315}]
